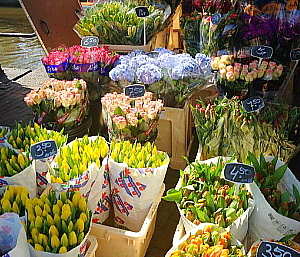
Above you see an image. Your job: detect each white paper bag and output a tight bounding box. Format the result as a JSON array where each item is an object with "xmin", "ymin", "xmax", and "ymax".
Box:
[
  {"xmin": 176, "ymin": 156, "xmax": 255, "ymax": 243},
  {"xmin": 248, "ymin": 157, "xmax": 300, "ymax": 244},
  {"xmin": 0, "ymin": 213, "xmax": 30, "ymax": 257},
  {"xmin": 108, "ymin": 155, "xmax": 169, "ymax": 231},
  {"xmin": 0, "ymin": 165, "xmax": 36, "ymax": 198},
  {"xmin": 88, "ymin": 157, "xmax": 111, "ymax": 224}
]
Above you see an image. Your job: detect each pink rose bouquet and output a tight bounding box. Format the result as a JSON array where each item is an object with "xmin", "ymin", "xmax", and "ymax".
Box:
[
  {"xmin": 212, "ymin": 54, "xmax": 284, "ymax": 97},
  {"xmin": 68, "ymin": 45, "xmax": 119, "ymax": 101},
  {"xmin": 101, "ymin": 92, "xmax": 163, "ymax": 143},
  {"xmin": 41, "ymin": 45, "xmax": 71, "ymax": 80},
  {"xmin": 24, "ymin": 78, "xmax": 89, "ymax": 129}
]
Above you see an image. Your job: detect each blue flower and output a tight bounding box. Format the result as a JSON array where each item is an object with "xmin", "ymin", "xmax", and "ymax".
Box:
[
  {"xmin": 157, "ymin": 53, "xmax": 177, "ymax": 69},
  {"xmin": 171, "ymin": 59, "xmax": 202, "ymax": 80},
  {"xmin": 153, "ymin": 47, "xmax": 175, "ymax": 55},
  {"xmin": 136, "ymin": 64, "xmax": 163, "ymax": 85},
  {"xmin": 109, "ymin": 64, "xmax": 135, "ymax": 82},
  {"xmin": 129, "ymin": 55, "xmax": 153, "ymax": 70},
  {"xmin": 195, "ymin": 53, "xmax": 212, "ymax": 75}
]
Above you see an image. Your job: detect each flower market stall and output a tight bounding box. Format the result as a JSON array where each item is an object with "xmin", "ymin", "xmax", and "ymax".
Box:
[{"xmin": 1, "ymin": 0, "xmax": 300, "ymax": 256}]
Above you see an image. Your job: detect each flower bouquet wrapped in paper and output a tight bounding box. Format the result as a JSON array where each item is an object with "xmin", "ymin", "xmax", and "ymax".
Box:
[
  {"xmin": 101, "ymin": 91, "xmax": 163, "ymax": 143},
  {"xmin": 41, "ymin": 45, "xmax": 71, "ymax": 80},
  {"xmin": 24, "ymin": 78, "xmax": 89, "ymax": 130},
  {"xmin": 109, "ymin": 49, "xmax": 212, "ymax": 107}
]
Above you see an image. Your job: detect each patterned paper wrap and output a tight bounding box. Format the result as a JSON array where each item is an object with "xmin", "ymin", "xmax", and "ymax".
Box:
[{"xmin": 108, "ymin": 154, "xmax": 169, "ymax": 231}]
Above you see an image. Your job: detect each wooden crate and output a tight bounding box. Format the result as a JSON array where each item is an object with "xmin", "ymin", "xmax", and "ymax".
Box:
[
  {"xmin": 155, "ymin": 104, "xmax": 193, "ymax": 170},
  {"xmin": 155, "ymin": 85, "xmax": 217, "ymax": 170}
]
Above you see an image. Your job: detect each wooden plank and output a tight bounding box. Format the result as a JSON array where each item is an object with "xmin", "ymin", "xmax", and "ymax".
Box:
[{"xmin": 19, "ymin": 0, "xmax": 82, "ymax": 53}]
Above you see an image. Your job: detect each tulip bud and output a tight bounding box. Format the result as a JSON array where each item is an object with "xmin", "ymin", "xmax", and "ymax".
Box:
[
  {"xmin": 54, "ymin": 214, "xmax": 62, "ymax": 232},
  {"xmin": 11, "ymin": 201, "xmax": 20, "ymax": 214},
  {"xmin": 2, "ymin": 199, "xmax": 11, "ymax": 213},
  {"xmin": 56, "ymin": 199, "xmax": 63, "ymax": 208},
  {"xmin": 68, "ymin": 220, "xmax": 74, "ymax": 233},
  {"xmin": 69, "ymin": 231, "xmax": 77, "ymax": 247},
  {"xmin": 79, "ymin": 212, "xmax": 87, "ymax": 223},
  {"xmin": 49, "ymin": 225, "xmax": 59, "ymax": 237},
  {"xmin": 35, "ymin": 205, "xmax": 43, "ymax": 217},
  {"xmin": 35, "ymin": 243, "xmax": 44, "ymax": 251},
  {"xmin": 59, "ymin": 246, "xmax": 68, "ymax": 254},
  {"xmin": 52, "ymin": 204, "xmax": 61, "ymax": 216},
  {"xmin": 61, "ymin": 204, "xmax": 71, "ymax": 221},
  {"xmin": 61, "ymin": 233, "xmax": 69, "ymax": 248},
  {"xmin": 46, "ymin": 214, "xmax": 55, "ymax": 225},
  {"xmin": 78, "ymin": 198, "xmax": 87, "ymax": 212},
  {"xmin": 76, "ymin": 218, "xmax": 84, "ymax": 232},
  {"xmin": 38, "ymin": 233, "xmax": 48, "ymax": 248},
  {"xmin": 35, "ymin": 216, "xmax": 43, "ymax": 231},
  {"xmin": 77, "ymin": 231, "xmax": 85, "ymax": 244},
  {"xmin": 51, "ymin": 235, "xmax": 60, "ymax": 249},
  {"xmin": 72, "ymin": 192, "xmax": 81, "ymax": 207}
]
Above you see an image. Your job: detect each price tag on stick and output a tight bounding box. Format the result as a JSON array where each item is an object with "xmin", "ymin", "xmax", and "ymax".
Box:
[
  {"xmin": 135, "ymin": 6, "xmax": 149, "ymax": 46},
  {"xmin": 256, "ymin": 241, "xmax": 300, "ymax": 257},
  {"xmin": 30, "ymin": 140, "xmax": 58, "ymax": 160},
  {"xmin": 251, "ymin": 45, "xmax": 273, "ymax": 66},
  {"xmin": 223, "ymin": 163, "xmax": 255, "ymax": 184},
  {"xmin": 81, "ymin": 36, "xmax": 99, "ymax": 47},
  {"xmin": 242, "ymin": 96, "xmax": 265, "ymax": 113},
  {"xmin": 124, "ymin": 84, "xmax": 145, "ymax": 98}
]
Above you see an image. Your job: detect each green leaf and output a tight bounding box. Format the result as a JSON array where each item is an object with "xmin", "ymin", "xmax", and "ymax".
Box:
[
  {"xmin": 196, "ymin": 209, "xmax": 210, "ymax": 222},
  {"xmin": 162, "ymin": 189, "xmax": 182, "ymax": 202},
  {"xmin": 273, "ymin": 164, "xmax": 288, "ymax": 186},
  {"xmin": 271, "ymin": 156, "xmax": 279, "ymax": 167},
  {"xmin": 114, "ymin": 106, "xmax": 125, "ymax": 116},
  {"xmin": 206, "ymin": 192, "xmax": 216, "ymax": 212},
  {"xmin": 293, "ymin": 185, "xmax": 300, "ymax": 209},
  {"xmin": 279, "ymin": 234, "xmax": 296, "ymax": 243},
  {"xmin": 259, "ymin": 154, "xmax": 267, "ymax": 172},
  {"xmin": 225, "ymin": 207, "xmax": 236, "ymax": 219},
  {"xmin": 281, "ymin": 191, "xmax": 291, "ymax": 203},
  {"xmin": 248, "ymin": 152, "xmax": 260, "ymax": 172}
]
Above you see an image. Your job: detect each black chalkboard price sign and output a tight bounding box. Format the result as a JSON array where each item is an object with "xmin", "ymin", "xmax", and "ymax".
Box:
[
  {"xmin": 135, "ymin": 6, "xmax": 150, "ymax": 17},
  {"xmin": 125, "ymin": 84, "xmax": 145, "ymax": 98},
  {"xmin": 81, "ymin": 36, "xmax": 99, "ymax": 47},
  {"xmin": 224, "ymin": 163, "xmax": 255, "ymax": 183},
  {"xmin": 242, "ymin": 96, "xmax": 265, "ymax": 113},
  {"xmin": 256, "ymin": 241, "xmax": 300, "ymax": 257},
  {"xmin": 30, "ymin": 140, "xmax": 58, "ymax": 160},
  {"xmin": 291, "ymin": 48, "xmax": 300, "ymax": 61},
  {"xmin": 251, "ymin": 45, "xmax": 273, "ymax": 59}
]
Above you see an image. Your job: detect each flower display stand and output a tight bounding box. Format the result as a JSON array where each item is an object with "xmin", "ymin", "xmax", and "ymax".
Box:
[{"xmin": 155, "ymin": 84, "xmax": 217, "ymax": 170}]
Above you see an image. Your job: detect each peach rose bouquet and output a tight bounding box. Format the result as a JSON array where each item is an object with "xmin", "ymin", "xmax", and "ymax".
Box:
[
  {"xmin": 101, "ymin": 91, "xmax": 163, "ymax": 143},
  {"xmin": 24, "ymin": 78, "xmax": 89, "ymax": 129}
]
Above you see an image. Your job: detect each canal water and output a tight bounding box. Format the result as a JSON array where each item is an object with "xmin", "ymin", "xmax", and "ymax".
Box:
[{"xmin": 0, "ymin": 6, "xmax": 44, "ymax": 69}]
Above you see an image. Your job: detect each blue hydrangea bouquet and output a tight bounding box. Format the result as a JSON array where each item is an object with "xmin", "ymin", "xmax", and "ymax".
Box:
[{"xmin": 109, "ymin": 48, "xmax": 212, "ymax": 108}]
